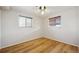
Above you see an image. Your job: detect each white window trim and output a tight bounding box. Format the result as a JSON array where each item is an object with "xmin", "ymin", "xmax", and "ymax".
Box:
[{"xmin": 18, "ymin": 15, "xmax": 32, "ymax": 28}]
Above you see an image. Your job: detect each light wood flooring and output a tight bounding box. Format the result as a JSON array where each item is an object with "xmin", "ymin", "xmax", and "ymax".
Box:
[{"xmin": 0, "ymin": 37, "xmax": 79, "ymax": 53}]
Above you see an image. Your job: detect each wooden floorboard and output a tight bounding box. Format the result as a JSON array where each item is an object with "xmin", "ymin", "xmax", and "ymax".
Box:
[{"xmin": 0, "ymin": 37, "xmax": 79, "ymax": 53}]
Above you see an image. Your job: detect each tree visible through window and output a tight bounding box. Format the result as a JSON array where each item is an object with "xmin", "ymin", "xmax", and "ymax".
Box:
[{"xmin": 18, "ymin": 15, "xmax": 32, "ymax": 28}]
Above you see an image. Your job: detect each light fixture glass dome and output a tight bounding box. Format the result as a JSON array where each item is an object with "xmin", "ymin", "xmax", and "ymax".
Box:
[{"xmin": 38, "ymin": 6, "xmax": 47, "ymax": 15}]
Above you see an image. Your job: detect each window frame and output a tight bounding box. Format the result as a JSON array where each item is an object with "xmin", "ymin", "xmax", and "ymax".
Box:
[
  {"xmin": 18, "ymin": 15, "xmax": 32, "ymax": 28},
  {"xmin": 49, "ymin": 16, "xmax": 61, "ymax": 26}
]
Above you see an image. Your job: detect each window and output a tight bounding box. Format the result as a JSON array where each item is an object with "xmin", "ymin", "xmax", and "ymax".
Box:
[
  {"xmin": 26, "ymin": 18, "xmax": 32, "ymax": 27},
  {"xmin": 49, "ymin": 16, "xmax": 61, "ymax": 26},
  {"xmin": 18, "ymin": 15, "xmax": 32, "ymax": 28}
]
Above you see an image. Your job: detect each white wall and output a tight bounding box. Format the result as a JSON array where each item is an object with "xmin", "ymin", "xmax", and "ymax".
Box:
[
  {"xmin": 78, "ymin": 8, "xmax": 79, "ymax": 40},
  {"xmin": 76, "ymin": 7, "xmax": 79, "ymax": 45},
  {"xmin": 1, "ymin": 7, "xmax": 79, "ymax": 48},
  {"xmin": 0, "ymin": 10, "xmax": 1, "ymax": 48},
  {"xmin": 1, "ymin": 10, "xmax": 42, "ymax": 48},
  {"xmin": 43, "ymin": 7, "xmax": 79, "ymax": 46}
]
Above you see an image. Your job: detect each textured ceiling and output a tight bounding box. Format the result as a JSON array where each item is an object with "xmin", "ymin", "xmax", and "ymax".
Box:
[{"xmin": 0, "ymin": 6, "xmax": 75, "ymax": 18}]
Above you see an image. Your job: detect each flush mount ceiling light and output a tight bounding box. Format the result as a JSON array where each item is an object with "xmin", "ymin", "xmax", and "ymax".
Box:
[{"xmin": 36, "ymin": 6, "xmax": 47, "ymax": 15}]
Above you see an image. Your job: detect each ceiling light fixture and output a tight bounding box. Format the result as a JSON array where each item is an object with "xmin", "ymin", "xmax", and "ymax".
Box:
[{"xmin": 37, "ymin": 6, "xmax": 47, "ymax": 15}]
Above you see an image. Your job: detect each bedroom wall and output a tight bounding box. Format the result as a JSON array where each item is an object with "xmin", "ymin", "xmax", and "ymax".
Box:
[
  {"xmin": 0, "ymin": 10, "xmax": 1, "ymax": 48},
  {"xmin": 76, "ymin": 7, "xmax": 79, "ymax": 45},
  {"xmin": 1, "ymin": 10, "xmax": 42, "ymax": 48},
  {"xmin": 43, "ymin": 7, "xmax": 78, "ymax": 46},
  {"xmin": 1, "ymin": 7, "xmax": 79, "ymax": 48},
  {"xmin": 78, "ymin": 7, "xmax": 79, "ymax": 41}
]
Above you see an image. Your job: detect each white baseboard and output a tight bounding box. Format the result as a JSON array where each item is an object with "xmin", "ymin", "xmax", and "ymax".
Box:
[
  {"xmin": 1, "ymin": 36, "xmax": 42, "ymax": 48},
  {"xmin": 44, "ymin": 36, "xmax": 79, "ymax": 47},
  {"xmin": 1, "ymin": 36, "xmax": 79, "ymax": 49}
]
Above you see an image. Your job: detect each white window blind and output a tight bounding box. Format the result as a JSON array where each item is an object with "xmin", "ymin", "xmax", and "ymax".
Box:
[{"xmin": 18, "ymin": 15, "xmax": 32, "ymax": 28}]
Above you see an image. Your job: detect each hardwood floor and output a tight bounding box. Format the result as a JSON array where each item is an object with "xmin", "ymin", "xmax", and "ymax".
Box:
[{"xmin": 0, "ymin": 37, "xmax": 79, "ymax": 53}]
